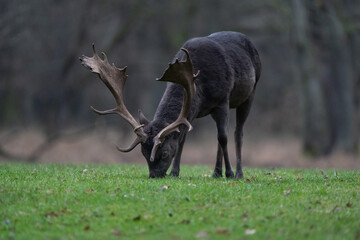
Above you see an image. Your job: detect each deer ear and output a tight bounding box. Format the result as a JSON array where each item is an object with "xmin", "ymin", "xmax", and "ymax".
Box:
[{"xmin": 138, "ymin": 109, "xmax": 150, "ymax": 126}]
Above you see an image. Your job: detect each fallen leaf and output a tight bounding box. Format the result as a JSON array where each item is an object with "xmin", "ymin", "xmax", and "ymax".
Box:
[
  {"xmin": 196, "ymin": 230, "xmax": 209, "ymax": 238},
  {"xmin": 245, "ymin": 179, "xmax": 251, "ymax": 183},
  {"xmin": 85, "ymin": 189, "xmax": 95, "ymax": 194},
  {"xmin": 346, "ymin": 202, "xmax": 353, "ymax": 208},
  {"xmin": 251, "ymin": 176, "xmax": 256, "ymax": 180},
  {"xmin": 297, "ymin": 177, "xmax": 303, "ymax": 181},
  {"xmin": 31, "ymin": 169, "xmax": 39, "ymax": 175},
  {"xmin": 283, "ymin": 189, "xmax": 291, "ymax": 195},
  {"xmin": 320, "ymin": 170, "xmax": 329, "ymax": 179},
  {"xmin": 18, "ymin": 211, "xmax": 26, "ymax": 215},
  {"xmin": 60, "ymin": 208, "xmax": 72, "ymax": 214},
  {"xmin": 160, "ymin": 185, "xmax": 170, "ymax": 190},
  {"xmin": 263, "ymin": 172, "xmax": 271, "ymax": 175},
  {"xmin": 110, "ymin": 212, "xmax": 115, "ymax": 216},
  {"xmin": 216, "ymin": 228, "xmax": 229, "ymax": 235},
  {"xmin": 332, "ymin": 205, "xmax": 342, "ymax": 212},
  {"xmin": 44, "ymin": 211, "xmax": 58, "ymax": 217},
  {"xmin": 245, "ymin": 229, "xmax": 256, "ymax": 235},
  {"xmin": 84, "ymin": 225, "xmax": 90, "ymax": 231}
]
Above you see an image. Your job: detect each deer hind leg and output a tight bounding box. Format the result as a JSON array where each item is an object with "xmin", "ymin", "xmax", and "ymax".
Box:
[
  {"xmin": 235, "ymin": 92, "xmax": 255, "ymax": 179},
  {"xmin": 211, "ymin": 106, "xmax": 234, "ymax": 178}
]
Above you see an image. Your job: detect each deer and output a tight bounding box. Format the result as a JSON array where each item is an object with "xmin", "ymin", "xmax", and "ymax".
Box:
[{"xmin": 80, "ymin": 31, "xmax": 261, "ymax": 179}]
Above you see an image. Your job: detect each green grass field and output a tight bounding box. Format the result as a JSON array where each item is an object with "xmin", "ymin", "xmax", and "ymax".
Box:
[{"xmin": 0, "ymin": 163, "xmax": 359, "ymax": 239}]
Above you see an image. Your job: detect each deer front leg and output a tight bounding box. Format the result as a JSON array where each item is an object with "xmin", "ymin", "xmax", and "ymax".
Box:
[
  {"xmin": 169, "ymin": 134, "xmax": 186, "ymax": 177},
  {"xmin": 211, "ymin": 106, "xmax": 234, "ymax": 179}
]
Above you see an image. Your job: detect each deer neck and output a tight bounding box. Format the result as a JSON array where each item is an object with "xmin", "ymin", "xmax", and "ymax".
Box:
[{"xmin": 154, "ymin": 83, "xmax": 197, "ymax": 128}]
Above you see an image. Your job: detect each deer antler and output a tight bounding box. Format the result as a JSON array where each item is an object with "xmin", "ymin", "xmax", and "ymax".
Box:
[
  {"xmin": 80, "ymin": 44, "xmax": 147, "ymax": 152},
  {"xmin": 150, "ymin": 48, "xmax": 200, "ymax": 161}
]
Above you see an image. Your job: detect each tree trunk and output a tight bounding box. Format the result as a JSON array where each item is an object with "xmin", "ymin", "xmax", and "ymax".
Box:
[
  {"xmin": 291, "ymin": 0, "xmax": 358, "ymax": 156},
  {"xmin": 313, "ymin": 2, "xmax": 357, "ymax": 153},
  {"xmin": 291, "ymin": 0, "xmax": 329, "ymax": 156}
]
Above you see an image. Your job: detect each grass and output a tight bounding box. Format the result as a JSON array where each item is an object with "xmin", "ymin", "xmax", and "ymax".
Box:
[{"xmin": 0, "ymin": 163, "xmax": 359, "ymax": 240}]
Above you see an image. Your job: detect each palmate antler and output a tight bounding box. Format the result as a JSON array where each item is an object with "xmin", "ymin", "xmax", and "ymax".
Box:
[
  {"xmin": 79, "ymin": 45, "xmax": 147, "ymax": 152},
  {"xmin": 150, "ymin": 48, "xmax": 200, "ymax": 161}
]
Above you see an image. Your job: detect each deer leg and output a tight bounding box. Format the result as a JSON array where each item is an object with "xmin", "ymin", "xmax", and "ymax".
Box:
[
  {"xmin": 169, "ymin": 134, "xmax": 186, "ymax": 177},
  {"xmin": 212, "ymin": 143, "xmax": 223, "ymax": 178},
  {"xmin": 211, "ymin": 106, "xmax": 234, "ymax": 178},
  {"xmin": 235, "ymin": 93, "xmax": 254, "ymax": 179}
]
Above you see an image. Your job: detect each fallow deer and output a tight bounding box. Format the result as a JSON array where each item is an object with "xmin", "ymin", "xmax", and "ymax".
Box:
[{"xmin": 80, "ymin": 31, "xmax": 261, "ymax": 178}]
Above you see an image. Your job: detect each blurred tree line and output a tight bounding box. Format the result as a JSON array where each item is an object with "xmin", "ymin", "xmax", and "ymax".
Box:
[{"xmin": 0, "ymin": 0, "xmax": 359, "ymax": 157}]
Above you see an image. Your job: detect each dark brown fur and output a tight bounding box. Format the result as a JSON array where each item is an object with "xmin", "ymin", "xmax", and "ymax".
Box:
[{"xmin": 141, "ymin": 31, "xmax": 261, "ymax": 178}]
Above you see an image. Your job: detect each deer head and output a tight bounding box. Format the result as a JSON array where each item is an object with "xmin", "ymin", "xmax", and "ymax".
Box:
[{"xmin": 80, "ymin": 46, "xmax": 199, "ymax": 178}]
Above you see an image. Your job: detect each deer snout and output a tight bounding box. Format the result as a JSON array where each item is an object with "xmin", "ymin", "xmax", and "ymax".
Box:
[{"xmin": 149, "ymin": 170, "xmax": 166, "ymax": 178}]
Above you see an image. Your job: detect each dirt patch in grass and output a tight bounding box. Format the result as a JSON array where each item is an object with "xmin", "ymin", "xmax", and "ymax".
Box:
[{"xmin": 1, "ymin": 128, "xmax": 359, "ymax": 169}]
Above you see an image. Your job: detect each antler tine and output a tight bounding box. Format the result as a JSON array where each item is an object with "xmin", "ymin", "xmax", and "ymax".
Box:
[
  {"xmin": 92, "ymin": 43, "xmax": 96, "ymax": 54},
  {"xmin": 150, "ymin": 48, "xmax": 199, "ymax": 161},
  {"xmin": 116, "ymin": 134, "xmax": 144, "ymax": 152},
  {"xmin": 80, "ymin": 45, "xmax": 147, "ymax": 150},
  {"xmin": 101, "ymin": 52, "xmax": 109, "ymax": 63}
]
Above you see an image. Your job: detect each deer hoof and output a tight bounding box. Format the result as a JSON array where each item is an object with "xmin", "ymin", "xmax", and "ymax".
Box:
[
  {"xmin": 169, "ymin": 171, "xmax": 179, "ymax": 177},
  {"xmin": 235, "ymin": 171, "xmax": 244, "ymax": 179},
  {"xmin": 212, "ymin": 171, "xmax": 223, "ymax": 178},
  {"xmin": 226, "ymin": 170, "xmax": 235, "ymax": 179}
]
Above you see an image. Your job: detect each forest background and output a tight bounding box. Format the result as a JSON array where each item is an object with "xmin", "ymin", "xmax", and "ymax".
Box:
[{"xmin": 0, "ymin": 0, "xmax": 359, "ymax": 168}]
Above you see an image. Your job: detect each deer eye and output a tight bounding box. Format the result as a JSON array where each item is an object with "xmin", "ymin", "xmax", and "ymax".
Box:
[{"xmin": 162, "ymin": 151, "xmax": 169, "ymax": 159}]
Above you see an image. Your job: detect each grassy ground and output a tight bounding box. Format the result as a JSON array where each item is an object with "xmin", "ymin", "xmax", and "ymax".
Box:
[{"xmin": 0, "ymin": 163, "xmax": 359, "ymax": 239}]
